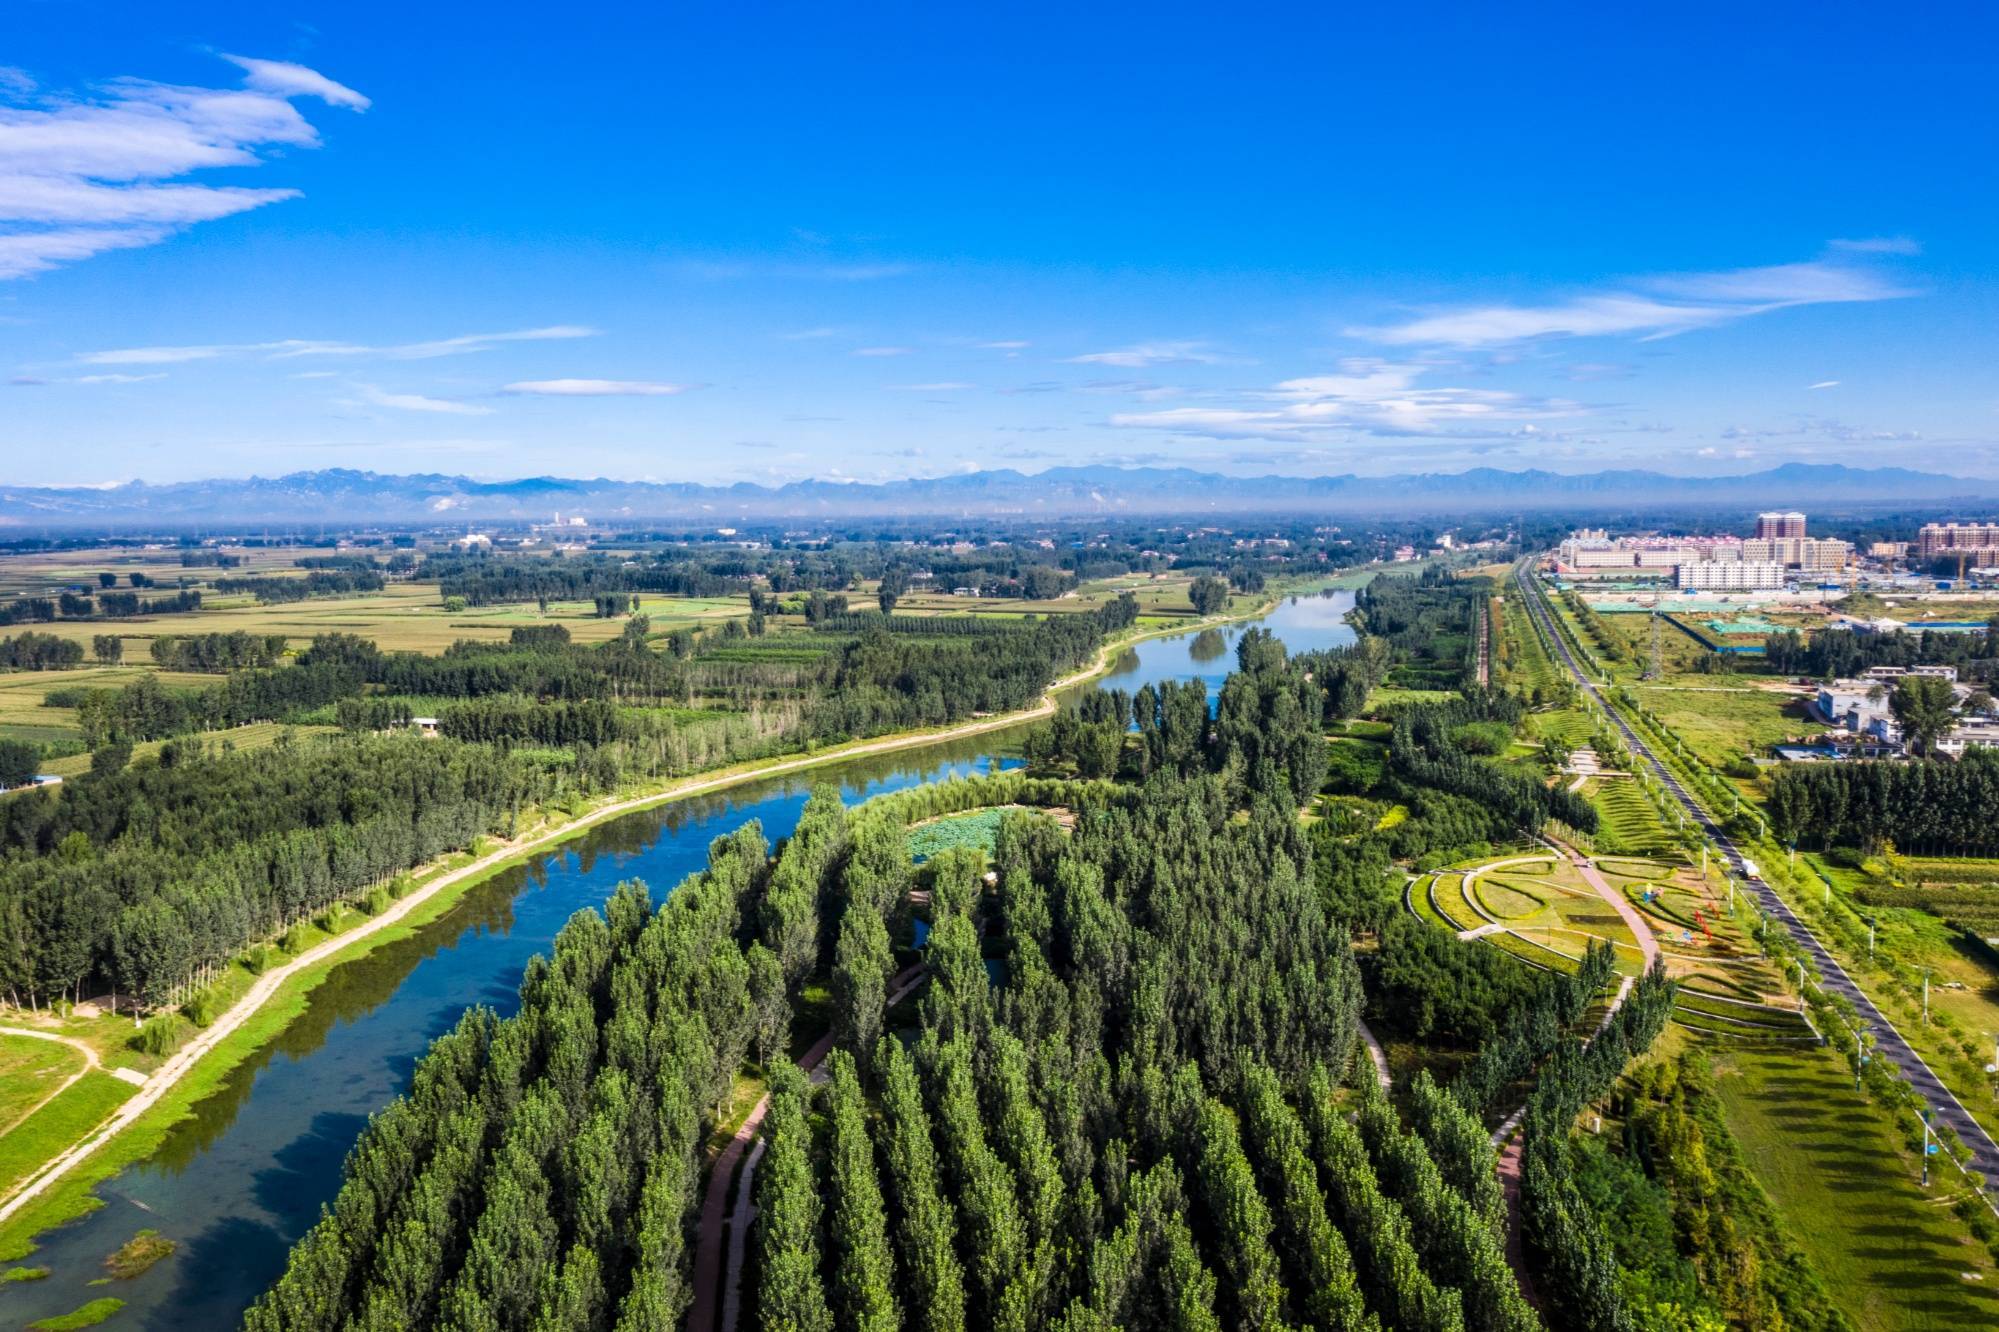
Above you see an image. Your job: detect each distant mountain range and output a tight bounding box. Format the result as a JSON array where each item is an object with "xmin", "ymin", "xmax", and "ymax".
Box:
[{"xmin": 3, "ymin": 463, "xmax": 1996, "ymax": 529}]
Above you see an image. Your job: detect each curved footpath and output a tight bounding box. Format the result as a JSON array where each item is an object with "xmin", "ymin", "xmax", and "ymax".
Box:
[
  {"xmin": 0, "ymin": 622, "xmax": 1187, "ymax": 1235},
  {"xmin": 0, "ymin": 1028, "xmax": 105, "ymax": 1158},
  {"xmin": 1518, "ymin": 566, "xmax": 1999, "ymax": 1183}
]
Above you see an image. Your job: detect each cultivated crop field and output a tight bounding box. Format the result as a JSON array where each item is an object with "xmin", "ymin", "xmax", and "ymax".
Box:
[
  {"xmin": 12, "ymin": 582, "xmax": 643, "ymax": 655},
  {"xmin": 0, "ymin": 667, "xmax": 219, "ymax": 749}
]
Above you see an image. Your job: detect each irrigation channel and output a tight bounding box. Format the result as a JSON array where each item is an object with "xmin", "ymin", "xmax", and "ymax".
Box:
[
  {"xmin": 3, "ymin": 590, "xmax": 1357, "ymax": 1330},
  {"xmin": 1517, "ymin": 566, "xmax": 1999, "ymax": 1185}
]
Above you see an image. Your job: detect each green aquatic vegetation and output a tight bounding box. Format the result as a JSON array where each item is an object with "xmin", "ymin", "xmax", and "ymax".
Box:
[
  {"xmin": 104, "ymin": 1228, "xmax": 174, "ymax": 1280},
  {"xmin": 28, "ymin": 1298, "xmax": 126, "ymax": 1331}
]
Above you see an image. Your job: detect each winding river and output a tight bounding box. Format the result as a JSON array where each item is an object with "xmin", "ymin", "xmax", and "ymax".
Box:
[{"xmin": 4, "ymin": 590, "xmax": 1354, "ymax": 1329}]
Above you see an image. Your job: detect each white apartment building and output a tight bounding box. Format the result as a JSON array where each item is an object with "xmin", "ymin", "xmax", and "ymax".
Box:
[{"xmin": 1676, "ymin": 561, "xmax": 1786, "ymax": 591}]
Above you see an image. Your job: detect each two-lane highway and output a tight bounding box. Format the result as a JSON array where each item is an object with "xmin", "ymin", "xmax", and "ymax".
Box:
[{"xmin": 1517, "ymin": 566, "xmax": 1999, "ymax": 1185}]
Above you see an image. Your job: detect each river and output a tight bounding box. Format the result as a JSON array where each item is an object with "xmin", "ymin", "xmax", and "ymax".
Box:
[{"xmin": 3, "ymin": 590, "xmax": 1354, "ymax": 1329}]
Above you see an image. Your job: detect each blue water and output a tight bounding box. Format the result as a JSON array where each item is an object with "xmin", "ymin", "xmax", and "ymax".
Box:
[{"xmin": 2, "ymin": 588, "xmax": 1352, "ymax": 1329}]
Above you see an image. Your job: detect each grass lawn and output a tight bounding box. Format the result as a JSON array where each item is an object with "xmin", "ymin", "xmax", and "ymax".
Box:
[
  {"xmin": 1711, "ymin": 1042, "xmax": 1999, "ymax": 1331},
  {"xmin": 1632, "ymin": 684, "xmax": 1828, "ymax": 768},
  {"xmin": 0, "ymin": 1037, "xmax": 84, "ymax": 1135},
  {"xmin": 0, "ymin": 1072, "xmax": 135, "ymax": 1203}
]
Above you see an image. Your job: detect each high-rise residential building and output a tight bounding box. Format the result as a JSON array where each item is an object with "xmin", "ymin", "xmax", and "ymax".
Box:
[
  {"xmin": 1742, "ymin": 536, "xmax": 1852, "ymax": 571},
  {"xmin": 1917, "ymin": 522, "xmax": 1999, "ymax": 559},
  {"xmin": 1755, "ymin": 511, "xmax": 1807, "ymax": 540}
]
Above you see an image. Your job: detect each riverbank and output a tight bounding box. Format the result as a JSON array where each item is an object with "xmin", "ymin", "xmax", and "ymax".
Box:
[{"xmin": 0, "ymin": 587, "xmax": 1294, "ymax": 1259}]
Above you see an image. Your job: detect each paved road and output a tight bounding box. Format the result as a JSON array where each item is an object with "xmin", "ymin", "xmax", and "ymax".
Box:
[{"xmin": 1519, "ymin": 567, "xmax": 1999, "ymax": 1185}]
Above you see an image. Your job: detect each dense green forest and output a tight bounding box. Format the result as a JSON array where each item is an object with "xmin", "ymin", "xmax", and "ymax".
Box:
[
  {"xmin": 1763, "ymin": 623, "xmax": 1999, "ymax": 681},
  {"xmin": 1354, "ymin": 567, "xmax": 1487, "ymax": 690},
  {"xmin": 247, "ymin": 777, "xmax": 1499, "ymax": 1332},
  {"xmin": 1764, "ymin": 747, "xmax": 1999, "ymax": 853}
]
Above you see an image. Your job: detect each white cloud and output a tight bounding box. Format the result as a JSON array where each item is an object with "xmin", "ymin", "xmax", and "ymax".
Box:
[
  {"xmin": 1065, "ymin": 341, "xmax": 1223, "ymax": 368},
  {"xmin": 503, "ymin": 378, "xmax": 688, "ymax": 396},
  {"xmin": 852, "ymin": 346, "xmax": 912, "ymax": 357},
  {"xmin": 1830, "ymin": 236, "xmax": 1921, "ymax": 256},
  {"xmin": 1111, "ymin": 358, "xmax": 1582, "ymax": 439},
  {"xmin": 887, "ymin": 381, "xmax": 974, "ymax": 392},
  {"xmin": 353, "ymin": 384, "xmax": 494, "ymax": 416},
  {"xmin": 81, "ymin": 324, "xmax": 596, "ymax": 365},
  {"xmin": 979, "ymin": 340, "xmax": 1030, "ymax": 350},
  {"xmin": 1809, "ymin": 380, "xmax": 1840, "ymax": 390},
  {"xmin": 72, "ymin": 371, "xmax": 164, "ymax": 384},
  {"xmin": 1352, "ymin": 255, "xmax": 1916, "ymax": 348},
  {"xmin": 0, "ymin": 224, "xmax": 170, "ymax": 278},
  {"xmin": 219, "ymin": 55, "xmax": 370, "ymax": 110},
  {"xmin": 0, "ymin": 53, "xmax": 364, "ymax": 278}
]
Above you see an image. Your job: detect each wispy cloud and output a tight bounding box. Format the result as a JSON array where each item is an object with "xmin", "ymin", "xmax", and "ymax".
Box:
[
  {"xmin": 979, "ymin": 339, "xmax": 1030, "ymax": 350},
  {"xmin": 671, "ymin": 258, "xmax": 914, "ymax": 282},
  {"xmin": 887, "ymin": 381, "xmax": 974, "ymax": 391},
  {"xmin": 1065, "ymin": 341, "xmax": 1224, "ymax": 368},
  {"xmin": 73, "ymin": 371, "xmax": 165, "ymax": 384},
  {"xmin": 81, "ymin": 325, "xmax": 596, "ymax": 365},
  {"xmin": 1809, "ymin": 380, "xmax": 1840, "ymax": 390},
  {"xmin": 1830, "ymin": 236, "xmax": 1920, "ymax": 256},
  {"xmin": 0, "ymin": 53, "xmax": 365, "ymax": 277},
  {"xmin": 218, "ymin": 55, "xmax": 370, "ymax": 110},
  {"xmin": 352, "ymin": 384, "xmax": 494, "ymax": 416},
  {"xmin": 1351, "ymin": 254, "xmax": 1916, "ymax": 348},
  {"xmin": 1111, "ymin": 358, "xmax": 1582, "ymax": 439},
  {"xmin": 503, "ymin": 378, "xmax": 688, "ymax": 396},
  {"xmin": 852, "ymin": 346, "xmax": 912, "ymax": 357}
]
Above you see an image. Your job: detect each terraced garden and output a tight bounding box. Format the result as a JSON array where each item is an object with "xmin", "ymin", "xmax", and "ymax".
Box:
[{"xmin": 1411, "ymin": 847, "xmax": 1815, "ymax": 1044}]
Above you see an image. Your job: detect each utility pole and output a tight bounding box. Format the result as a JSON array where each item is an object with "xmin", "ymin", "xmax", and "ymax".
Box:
[
  {"xmin": 1922, "ymin": 1109, "xmax": 1934, "ymax": 1188},
  {"xmin": 1923, "ymin": 969, "xmax": 1931, "ymax": 1026},
  {"xmin": 1868, "ymin": 916, "xmax": 1875, "ymax": 960}
]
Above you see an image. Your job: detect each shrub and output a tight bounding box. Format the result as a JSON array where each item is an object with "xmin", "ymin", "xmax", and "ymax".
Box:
[
  {"xmin": 130, "ymin": 1015, "xmax": 184, "ymax": 1057},
  {"xmin": 183, "ymin": 990, "xmax": 222, "ymax": 1027}
]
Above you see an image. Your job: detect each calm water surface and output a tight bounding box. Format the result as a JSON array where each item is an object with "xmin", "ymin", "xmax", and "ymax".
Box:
[{"xmin": 3, "ymin": 590, "xmax": 1352, "ymax": 1329}]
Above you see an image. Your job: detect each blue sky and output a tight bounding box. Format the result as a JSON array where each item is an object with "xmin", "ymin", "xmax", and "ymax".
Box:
[{"xmin": 2, "ymin": 2, "xmax": 1994, "ymax": 485}]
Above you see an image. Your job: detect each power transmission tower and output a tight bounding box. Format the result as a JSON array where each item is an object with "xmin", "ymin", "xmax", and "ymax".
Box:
[{"xmin": 1643, "ymin": 609, "xmax": 1664, "ymax": 680}]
